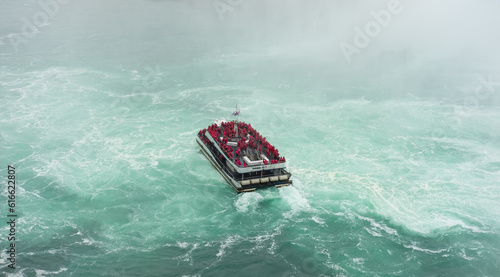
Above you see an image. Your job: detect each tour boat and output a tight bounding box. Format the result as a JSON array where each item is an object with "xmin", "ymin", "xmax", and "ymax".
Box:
[{"xmin": 196, "ymin": 117, "xmax": 292, "ymax": 193}]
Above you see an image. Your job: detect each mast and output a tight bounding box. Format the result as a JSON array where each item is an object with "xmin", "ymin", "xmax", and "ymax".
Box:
[
  {"xmin": 232, "ymin": 104, "xmax": 240, "ymax": 134},
  {"xmin": 233, "ymin": 104, "xmax": 240, "ymax": 146},
  {"xmin": 232, "ymin": 104, "xmax": 240, "ymax": 122}
]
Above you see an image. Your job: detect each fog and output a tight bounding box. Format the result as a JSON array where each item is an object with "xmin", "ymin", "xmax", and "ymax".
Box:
[{"xmin": 2, "ymin": 0, "xmax": 500, "ymax": 101}]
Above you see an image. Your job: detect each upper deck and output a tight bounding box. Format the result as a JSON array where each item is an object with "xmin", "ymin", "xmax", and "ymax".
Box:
[{"xmin": 197, "ymin": 120, "xmax": 287, "ymax": 174}]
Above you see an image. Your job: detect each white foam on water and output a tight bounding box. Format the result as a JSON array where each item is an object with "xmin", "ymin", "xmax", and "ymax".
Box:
[
  {"xmin": 354, "ymin": 213, "xmax": 399, "ymax": 237},
  {"xmin": 365, "ymin": 175, "xmax": 498, "ymax": 236},
  {"xmin": 216, "ymin": 235, "xmax": 241, "ymax": 258},
  {"xmin": 459, "ymin": 248, "xmax": 475, "ymax": 261},
  {"xmin": 35, "ymin": 268, "xmax": 68, "ymax": 277},
  {"xmin": 168, "ymin": 242, "xmax": 199, "ymax": 266},
  {"xmin": 234, "ymin": 191, "xmax": 264, "ymax": 213},
  {"xmin": 402, "ymin": 243, "xmax": 449, "ymax": 254},
  {"xmin": 243, "ymin": 225, "xmax": 284, "ymax": 255},
  {"xmin": 311, "ymin": 215, "xmax": 326, "ymax": 226},
  {"xmin": 352, "ymin": 258, "xmax": 365, "ymax": 265},
  {"xmin": 5, "ymin": 269, "xmax": 26, "ymax": 277},
  {"xmin": 279, "ymin": 185, "xmax": 314, "ymax": 218}
]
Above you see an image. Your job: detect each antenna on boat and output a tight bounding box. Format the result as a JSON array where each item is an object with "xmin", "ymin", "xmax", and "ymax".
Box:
[
  {"xmin": 231, "ymin": 104, "xmax": 240, "ymax": 121},
  {"xmin": 231, "ymin": 104, "xmax": 240, "ymax": 136}
]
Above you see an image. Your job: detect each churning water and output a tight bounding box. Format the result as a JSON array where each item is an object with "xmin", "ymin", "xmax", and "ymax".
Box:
[{"xmin": 1, "ymin": 0, "xmax": 499, "ymax": 276}]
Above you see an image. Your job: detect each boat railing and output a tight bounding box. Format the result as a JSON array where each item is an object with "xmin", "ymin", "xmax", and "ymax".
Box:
[
  {"xmin": 206, "ymin": 140, "xmax": 289, "ymax": 182},
  {"xmin": 239, "ymin": 169, "xmax": 290, "ymax": 181}
]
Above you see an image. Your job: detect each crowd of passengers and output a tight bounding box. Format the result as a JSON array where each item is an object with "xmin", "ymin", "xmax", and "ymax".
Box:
[{"xmin": 198, "ymin": 121, "xmax": 286, "ymax": 167}]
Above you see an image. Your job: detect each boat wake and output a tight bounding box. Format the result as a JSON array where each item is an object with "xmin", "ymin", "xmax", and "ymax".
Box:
[{"xmin": 234, "ymin": 192, "xmax": 264, "ymax": 213}]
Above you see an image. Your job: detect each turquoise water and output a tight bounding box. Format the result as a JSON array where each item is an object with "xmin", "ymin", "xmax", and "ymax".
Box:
[{"xmin": 1, "ymin": 1, "xmax": 500, "ymax": 276}]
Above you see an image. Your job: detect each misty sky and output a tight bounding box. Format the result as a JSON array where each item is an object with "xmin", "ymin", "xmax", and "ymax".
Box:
[{"xmin": 1, "ymin": 0, "xmax": 499, "ymax": 101}]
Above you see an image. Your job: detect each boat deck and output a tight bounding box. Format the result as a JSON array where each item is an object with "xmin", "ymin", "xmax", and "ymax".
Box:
[
  {"xmin": 200, "ymin": 120, "xmax": 286, "ymax": 169},
  {"xmin": 197, "ymin": 120, "xmax": 292, "ymax": 193}
]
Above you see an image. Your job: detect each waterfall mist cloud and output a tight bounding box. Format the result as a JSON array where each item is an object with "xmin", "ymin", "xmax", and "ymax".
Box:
[{"xmin": 2, "ymin": 0, "xmax": 499, "ymax": 100}]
